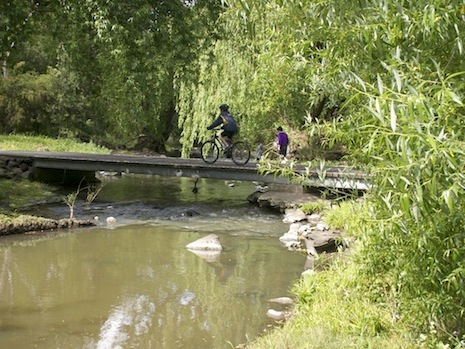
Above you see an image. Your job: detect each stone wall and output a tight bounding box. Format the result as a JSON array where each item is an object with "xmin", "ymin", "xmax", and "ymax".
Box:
[
  {"xmin": 0, "ymin": 156, "xmax": 97, "ymax": 185},
  {"xmin": 0, "ymin": 156, "xmax": 33, "ymax": 180}
]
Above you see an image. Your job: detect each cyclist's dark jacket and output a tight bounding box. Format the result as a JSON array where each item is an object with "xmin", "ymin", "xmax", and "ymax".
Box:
[{"xmin": 207, "ymin": 111, "xmax": 238, "ymax": 133}]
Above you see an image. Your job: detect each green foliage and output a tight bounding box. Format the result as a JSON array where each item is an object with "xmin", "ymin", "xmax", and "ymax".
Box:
[
  {"xmin": 0, "ymin": 69, "xmax": 56, "ymax": 134},
  {"xmin": 234, "ymin": 1, "xmax": 465, "ymax": 345},
  {"xmin": 299, "ymin": 201, "xmax": 325, "ymax": 215},
  {"xmin": 0, "ymin": 134, "xmax": 110, "ymax": 153},
  {"xmin": 352, "ymin": 68, "xmax": 465, "ymax": 339},
  {"xmin": 323, "ymin": 200, "xmax": 367, "ymax": 235},
  {"xmin": 1, "ymin": 1, "xmax": 222, "ymax": 149}
]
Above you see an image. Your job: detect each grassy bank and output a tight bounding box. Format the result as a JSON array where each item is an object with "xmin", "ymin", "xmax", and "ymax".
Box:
[
  {"xmin": 0, "ymin": 134, "xmax": 111, "ymax": 153},
  {"xmin": 0, "ymin": 134, "xmax": 111, "ymax": 218},
  {"xmin": 247, "ymin": 262, "xmax": 413, "ymax": 349},
  {"xmin": 0, "ymin": 179, "xmax": 58, "ymax": 210}
]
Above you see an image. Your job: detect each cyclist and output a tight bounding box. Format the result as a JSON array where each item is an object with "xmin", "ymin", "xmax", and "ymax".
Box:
[{"xmin": 206, "ymin": 104, "xmax": 238, "ymax": 152}]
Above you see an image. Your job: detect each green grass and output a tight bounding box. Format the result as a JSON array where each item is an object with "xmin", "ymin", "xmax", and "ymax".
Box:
[
  {"xmin": 247, "ymin": 260, "xmax": 415, "ymax": 349},
  {"xmin": 299, "ymin": 201, "xmax": 325, "ymax": 215},
  {"xmin": 0, "ymin": 134, "xmax": 111, "ymax": 153},
  {"xmin": 0, "ymin": 179, "xmax": 58, "ymax": 209}
]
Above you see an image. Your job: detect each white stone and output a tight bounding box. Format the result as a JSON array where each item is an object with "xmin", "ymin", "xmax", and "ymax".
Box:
[
  {"xmin": 266, "ymin": 309, "xmax": 290, "ymax": 321},
  {"xmin": 279, "ymin": 232, "xmax": 298, "ymax": 242},
  {"xmin": 186, "ymin": 234, "xmax": 223, "ymax": 251},
  {"xmin": 106, "ymin": 216, "xmax": 116, "ymax": 224},
  {"xmin": 316, "ymin": 222, "xmax": 329, "ymax": 231},
  {"xmin": 279, "ymin": 223, "xmax": 301, "ymax": 242},
  {"xmin": 283, "ymin": 241, "xmax": 300, "ymax": 250},
  {"xmin": 282, "ymin": 209, "xmax": 307, "ymax": 223},
  {"xmin": 288, "ymin": 222, "xmax": 301, "ymax": 233},
  {"xmin": 297, "ymin": 224, "xmax": 311, "ymax": 234},
  {"xmin": 301, "ymin": 269, "xmax": 316, "ymax": 277}
]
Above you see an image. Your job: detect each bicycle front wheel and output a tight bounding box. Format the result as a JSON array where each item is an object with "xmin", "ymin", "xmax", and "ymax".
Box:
[
  {"xmin": 231, "ymin": 141, "xmax": 250, "ymax": 165},
  {"xmin": 201, "ymin": 140, "xmax": 220, "ymax": 164}
]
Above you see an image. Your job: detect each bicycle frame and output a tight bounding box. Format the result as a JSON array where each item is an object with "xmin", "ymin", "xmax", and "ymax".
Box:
[
  {"xmin": 201, "ymin": 129, "xmax": 250, "ymax": 165},
  {"xmin": 209, "ymin": 131, "xmax": 230, "ymax": 150}
]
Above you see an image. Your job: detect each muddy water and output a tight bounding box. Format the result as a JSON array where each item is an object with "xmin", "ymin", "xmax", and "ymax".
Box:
[{"xmin": 0, "ymin": 175, "xmax": 306, "ymax": 348}]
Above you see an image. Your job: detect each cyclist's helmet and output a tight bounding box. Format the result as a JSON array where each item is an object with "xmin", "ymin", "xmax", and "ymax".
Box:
[{"xmin": 219, "ymin": 104, "xmax": 229, "ymax": 112}]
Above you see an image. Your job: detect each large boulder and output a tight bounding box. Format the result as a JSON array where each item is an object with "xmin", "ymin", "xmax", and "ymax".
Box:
[{"xmin": 282, "ymin": 208, "xmax": 307, "ymax": 223}]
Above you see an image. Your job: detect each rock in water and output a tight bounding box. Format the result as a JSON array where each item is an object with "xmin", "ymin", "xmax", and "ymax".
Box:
[
  {"xmin": 106, "ymin": 216, "xmax": 116, "ymax": 225},
  {"xmin": 266, "ymin": 309, "xmax": 290, "ymax": 321},
  {"xmin": 186, "ymin": 234, "xmax": 223, "ymax": 251}
]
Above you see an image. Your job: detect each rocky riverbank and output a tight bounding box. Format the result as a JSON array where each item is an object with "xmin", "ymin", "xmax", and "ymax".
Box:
[
  {"xmin": 0, "ymin": 215, "xmax": 96, "ymax": 236},
  {"xmin": 247, "ymin": 187, "xmax": 345, "ymax": 255},
  {"xmin": 250, "ymin": 187, "xmax": 349, "ymax": 323},
  {"xmin": 0, "ymin": 156, "xmax": 33, "ymax": 180}
]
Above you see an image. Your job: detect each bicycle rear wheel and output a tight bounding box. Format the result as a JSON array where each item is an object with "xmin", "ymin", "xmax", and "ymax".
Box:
[
  {"xmin": 201, "ymin": 140, "xmax": 220, "ymax": 164},
  {"xmin": 231, "ymin": 141, "xmax": 250, "ymax": 165}
]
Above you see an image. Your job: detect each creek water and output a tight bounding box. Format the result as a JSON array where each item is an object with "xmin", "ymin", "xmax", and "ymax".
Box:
[{"xmin": 0, "ymin": 175, "xmax": 306, "ymax": 349}]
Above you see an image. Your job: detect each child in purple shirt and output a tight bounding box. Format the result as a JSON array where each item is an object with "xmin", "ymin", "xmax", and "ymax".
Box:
[{"xmin": 276, "ymin": 126, "xmax": 289, "ymax": 161}]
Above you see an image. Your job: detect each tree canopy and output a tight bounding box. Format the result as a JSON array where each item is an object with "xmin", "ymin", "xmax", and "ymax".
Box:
[{"xmin": 1, "ymin": 0, "xmax": 222, "ymax": 149}]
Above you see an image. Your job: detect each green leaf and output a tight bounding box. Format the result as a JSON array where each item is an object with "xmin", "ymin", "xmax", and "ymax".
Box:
[{"xmin": 390, "ymin": 101, "xmax": 397, "ymax": 131}]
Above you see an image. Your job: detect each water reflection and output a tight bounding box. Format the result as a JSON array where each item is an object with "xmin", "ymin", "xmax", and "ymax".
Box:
[{"xmin": 0, "ymin": 175, "xmax": 306, "ymax": 348}]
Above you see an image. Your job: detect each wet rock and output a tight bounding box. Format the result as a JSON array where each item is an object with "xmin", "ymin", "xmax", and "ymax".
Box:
[
  {"xmin": 301, "ymin": 230, "xmax": 345, "ymax": 253},
  {"xmin": 266, "ymin": 309, "xmax": 291, "ymax": 321},
  {"xmin": 278, "ymin": 223, "xmax": 300, "ymax": 242},
  {"xmin": 186, "ymin": 234, "xmax": 223, "ymax": 251},
  {"xmin": 0, "ymin": 216, "xmax": 96, "ymax": 236},
  {"xmin": 181, "ymin": 210, "xmax": 200, "ymax": 217},
  {"xmin": 282, "ymin": 208, "xmax": 307, "ymax": 223},
  {"xmin": 301, "ymin": 269, "xmax": 316, "ymax": 277},
  {"xmin": 304, "ymin": 256, "xmax": 315, "ymax": 271},
  {"xmin": 302, "ymin": 235, "xmax": 318, "ymax": 257},
  {"xmin": 106, "ymin": 216, "xmax": 117, "ymax": 225},
  {"xmin": 19, "ymin": 162, "xmax": 29, "ymax": 172},
  {"xmin": 20, "ymin": 170, "xmax": 33, "ymax": 180}
]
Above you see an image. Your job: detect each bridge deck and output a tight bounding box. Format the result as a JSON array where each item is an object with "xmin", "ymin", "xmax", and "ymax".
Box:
[{"xmin": 0, "ymin": 151, "xmax": 370, "ymax": 190}]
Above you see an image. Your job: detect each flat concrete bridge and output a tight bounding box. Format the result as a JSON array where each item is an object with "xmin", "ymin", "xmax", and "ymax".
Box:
[{"xmin": 0, "ymin": 151, "xmax": 370, "ymax": 190}]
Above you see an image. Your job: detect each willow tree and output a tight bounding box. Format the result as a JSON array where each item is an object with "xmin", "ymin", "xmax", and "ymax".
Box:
[
  {"xmin": 49, "ymin": 0, "xmax": 221, "ymax": 150},
  {"xmin": 177, "ymin": 0, "xmax": 368, "ymax": 155},
  {"xmin": 177, "ymin": 1, "xmax": 323, "ymax": 156},
  {"xmin": 1, "ymin": 0, "xmax": 221, "ymax": 150}
]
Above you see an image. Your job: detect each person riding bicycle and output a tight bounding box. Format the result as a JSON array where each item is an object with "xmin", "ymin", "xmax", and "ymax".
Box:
[{"xmin": 206, "ymin": 104, "xmax": 238, "ymax": 151}]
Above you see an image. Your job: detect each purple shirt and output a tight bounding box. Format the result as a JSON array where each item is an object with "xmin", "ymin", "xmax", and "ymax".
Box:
[{"xmin": 277, "ymin": 131, "xmax": 289, "ymax": 146}]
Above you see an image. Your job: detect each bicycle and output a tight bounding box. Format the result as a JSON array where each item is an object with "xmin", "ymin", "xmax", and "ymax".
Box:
[{"xmin": 201, "ymin": 131, "xmax": 251, "ymax": 165}]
